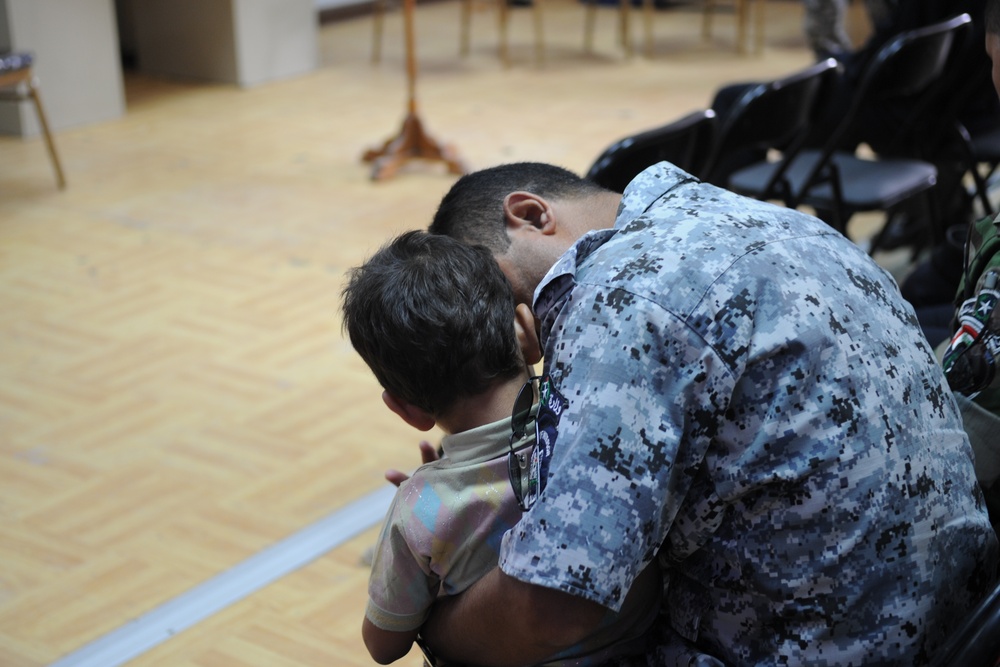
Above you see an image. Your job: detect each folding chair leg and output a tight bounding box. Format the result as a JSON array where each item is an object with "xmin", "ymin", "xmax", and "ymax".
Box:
[
  {"xmin": 27, "ymin": 79, "xmax": 66, "ymax": 189},
  {"xmin": 958, "ymin": 123, "xmax": 996, "ymax": 216},
  {"xmin": 460, "ymin": 0, "xmax": 472, "ymax": 57},
  {"xmin": 702, "ymin": 0, "xmax": 715, "ymax": 43},
  {"xmin": 619, "ymin": 0, "xmax": 633, "ymax": 58},
  {"xmin": 735, "ymin": 0, "xmax": 747, "ymax": 54}
]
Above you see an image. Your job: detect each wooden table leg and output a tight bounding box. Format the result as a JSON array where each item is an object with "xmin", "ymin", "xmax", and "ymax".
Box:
[
  {"xmin": 362, "ymin": 0, "xmax": 467, "ymax": 181},
  {"xmin": 363, "ymin": 110, "xmax": 466, "ymax": 181}
]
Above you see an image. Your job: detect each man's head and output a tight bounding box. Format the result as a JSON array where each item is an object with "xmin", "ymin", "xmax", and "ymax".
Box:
[
  {"xmin": 429, "ymin": 162, "xmax": 619, "ymax": 304},
  {"xmin": 986, "ymin": 0, "xmax": 1000, "ymax": 96},
  {"xmin": 341, "ymin": 230, "xmax": 526, "ymax": 422},
  {"xmin": 429, "ymin": 162, "xmax": 606, "ymax": 253}
]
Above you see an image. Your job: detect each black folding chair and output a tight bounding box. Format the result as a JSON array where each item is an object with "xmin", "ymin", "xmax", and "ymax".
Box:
[
  {"xmin": 727, "ymin": 14, "xmax": 971, "ymax": 248},
  {"xmin": 702, "ymin": 57, "xmax": 839, "ymax": 194},
  {"xmin": 585, "ymin": 108, "xmax": 717, "ymax": 193},
  {"xmin": 872, "ymin": 15, "xmax": 997, "ymax": 229}
]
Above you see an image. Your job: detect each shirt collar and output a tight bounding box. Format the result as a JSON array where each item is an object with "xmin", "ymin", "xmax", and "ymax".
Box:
[
  {"xmin": 534, "ymin": 162, "xmax": 695, "ymax": 319},
  {"xmin": 532, "ymin": 161, "xmax": 692, "ymax": 327},
  {"xmin": 532, "ymin": 227, "xmax": 615, "ymax": 319}
]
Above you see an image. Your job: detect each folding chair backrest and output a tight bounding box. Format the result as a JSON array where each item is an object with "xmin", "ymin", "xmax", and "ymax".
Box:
[
  {"xmin": 781, "ymin": 12, "xmax": 971, "ymax": 213},
  {"xmin": 884, "ymin": 13, "xmax": 983, "ymax": 157},
  {"xmin": 701, "ymin": 57, "xmax": 839, "ymax": 191},
  {"xmin": 585, "ymin": 108, "xmax": 717, "ymax": 193},
  {"xmin": 820, "ymin": 13, "xmax": 971, "ymax": 161},
  {"xmin": 866, "ymin": 15, "xmax": 968, "ymax": 98}
]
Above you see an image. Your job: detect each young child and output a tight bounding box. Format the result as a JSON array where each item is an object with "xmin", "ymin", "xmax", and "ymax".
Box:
[{"xmin": 341, "ymin": 231, "xmax": 660, "ymax": 665}]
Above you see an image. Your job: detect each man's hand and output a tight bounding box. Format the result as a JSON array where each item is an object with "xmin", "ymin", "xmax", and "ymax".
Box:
[
  {"xmin": 421, "ymin": 568, "xmax": 607, "ymax": 667},
  {"xmin": 385, "ymin": 439, "xmax": 439, "ymax": 487}
]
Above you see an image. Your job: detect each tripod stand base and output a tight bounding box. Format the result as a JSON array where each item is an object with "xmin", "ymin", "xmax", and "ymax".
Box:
[{"xmin": 363, "ymin": 111, "xmax": 467, "ymax": 181}]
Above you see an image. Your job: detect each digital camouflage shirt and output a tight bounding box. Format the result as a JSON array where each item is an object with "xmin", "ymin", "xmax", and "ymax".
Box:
[
  {"xmin": 366, "ymin": 414, "xmax": 659, "ymax": 666},
  {"xmin": 498, "ymin": 162, "xmax": 998, "ymax": 666}
]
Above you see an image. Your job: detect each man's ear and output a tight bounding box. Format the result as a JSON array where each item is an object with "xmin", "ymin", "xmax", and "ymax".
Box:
[
  {"xmin": 514, "ymin": 303, "xmax": 543, "ymax": 365},
  {"xmin": 503, "ymin": 192, "xmax": 556, "ymax": 235},
  {"xmin": 382, "ymin": 391, "xmax": 436, "ymax": 432}
]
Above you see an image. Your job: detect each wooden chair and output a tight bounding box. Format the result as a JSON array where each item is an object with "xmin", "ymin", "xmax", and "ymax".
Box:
[
  {"xmin": 585, "ymin": 108, "xmax": 717, "ymax": 192},
  {"xmin": 702, "ymin": 0, "xmax": 766, "ymax": 55},
  {"xmin": 0, "ymin": 52, "xmax": 66, "ymax": 189},
  {"xmin": 582, "ymin": 0, "xmax": 643, "ymax": 57},
  {"xmin": 372, "ymin": 0, "xmax": 544, "ymax": 68},
  {"xmin": 727, "ymin": 14, "xmax": 970, "ymax": 247}
]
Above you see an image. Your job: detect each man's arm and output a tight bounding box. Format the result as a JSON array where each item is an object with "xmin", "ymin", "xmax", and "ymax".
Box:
[
  {"xmin": 362, "ymin": 617, "xmax": 420, "ymax": 665},
  {"xmin": 420, "ymin": 567, "xmax": 607, "ymax": 667}
]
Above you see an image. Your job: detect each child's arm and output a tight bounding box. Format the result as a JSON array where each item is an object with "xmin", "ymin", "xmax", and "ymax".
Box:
[{"xmin": 362, "ymin": 617, "xmax": 420, "ymax": 664}]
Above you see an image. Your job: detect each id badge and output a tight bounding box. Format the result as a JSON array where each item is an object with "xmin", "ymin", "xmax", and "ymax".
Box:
[{"xmin": 523, "ymin": 374, "xmax": 565, "ymax": 510}]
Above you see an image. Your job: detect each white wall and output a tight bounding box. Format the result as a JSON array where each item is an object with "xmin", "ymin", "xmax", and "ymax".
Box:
[
  {"xmin": 315, "ymin": 0, "xmax": 372, "ymax": 9},
  {"xmin": 131, "ymin": 0, "xmax": 318, "ymax": 88},
  {"xmin": 0, "ymin": 0, "xmax": 125, "ymax": 135}
]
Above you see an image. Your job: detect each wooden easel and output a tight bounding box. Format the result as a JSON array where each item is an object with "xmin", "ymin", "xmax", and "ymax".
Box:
[{"xmin": 363, "ymin": 0, "xmax": 467, "ymax": 181}]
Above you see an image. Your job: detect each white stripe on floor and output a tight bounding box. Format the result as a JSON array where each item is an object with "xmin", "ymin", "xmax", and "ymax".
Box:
[{"xmin": 48, "ymin": 484, "xmax": 396, "ymax": 667}]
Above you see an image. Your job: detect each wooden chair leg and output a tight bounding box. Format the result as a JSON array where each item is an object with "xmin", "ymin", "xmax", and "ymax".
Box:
[
  {"xmin": 26, "ymin": 81, "xmax": 65, "ymax": 189},
  {"xmin": 700, "ymin": 0, "xmax": 757, "ymax": 54},
  {"xmin": 460, "ymin": 0, "xmax": 472, "ymax": 57},
  {"xmin": 372, "ymin": 0, "xmax": 385, "ymax": 64},
  {"xmin": 642, "ymin": 0, "xmax": 654, "ymax": 57},
  {"xmin": 532, "ymin": 1, "xmax": 544, "ymax": 67},
  {"xmin": 619, "ymin": 0, "xmax": 633, "ymax": 57}
]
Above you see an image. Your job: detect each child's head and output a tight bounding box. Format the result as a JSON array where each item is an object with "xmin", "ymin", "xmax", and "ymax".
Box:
[{"xmin": 342, "ymin": 230, "xmax": 529, "ymax": 420}]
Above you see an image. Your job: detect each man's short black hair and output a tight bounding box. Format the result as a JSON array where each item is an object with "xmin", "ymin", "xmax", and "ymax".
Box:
[
  {"xmin": 342, "ymin": 230, "xmax": 523, "ymax": 416},
  {"xmin": 428, "ymin": 162, "xmax": 607, "ymax": 253}
]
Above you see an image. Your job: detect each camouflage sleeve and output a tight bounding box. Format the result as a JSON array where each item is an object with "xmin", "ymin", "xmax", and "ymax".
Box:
[{"xmin": 498, "ymin": 286, "xmax": 734, "ymax": 611}]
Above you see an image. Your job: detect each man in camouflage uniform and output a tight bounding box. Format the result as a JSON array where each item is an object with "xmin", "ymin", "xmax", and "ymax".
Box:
[
  {"xmin": 421, "ymin": 161, "xmax": 998, "ymax": 666},
  {"xmin": 803, "ymin": 0, "xmax": 852, "ymax": 60},
  {"xmin": 803, "ymin": 0, "xmax": 900, "ymax": 60}
]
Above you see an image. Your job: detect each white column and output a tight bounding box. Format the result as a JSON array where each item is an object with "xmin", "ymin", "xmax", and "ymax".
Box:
[{"xmin": 130, "ymin": 0, "xmax": 318, "ymax": 88}]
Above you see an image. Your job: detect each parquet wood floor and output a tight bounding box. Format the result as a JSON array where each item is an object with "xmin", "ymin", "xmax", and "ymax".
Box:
[{"xmin": 0, "ymin": 2, "xmax": 872, "ymax": 665}]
